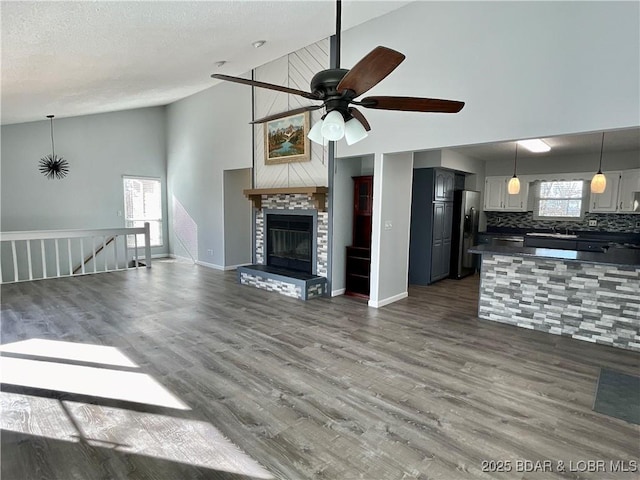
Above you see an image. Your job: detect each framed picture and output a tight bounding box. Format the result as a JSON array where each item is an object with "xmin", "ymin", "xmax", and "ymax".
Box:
[{"xmin": 264, "ymin": 111, "xmax": 311, "ymax": 165}]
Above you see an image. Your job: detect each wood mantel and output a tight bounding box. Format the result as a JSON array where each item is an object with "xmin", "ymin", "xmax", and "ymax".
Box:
[{"xmin": 243, "ymin": 186, "xmax": 329, "ymax": 212}]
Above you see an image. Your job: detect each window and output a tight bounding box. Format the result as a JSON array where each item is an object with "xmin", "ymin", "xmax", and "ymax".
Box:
[
  {"xmin": 534, "ymin": 180, "xmax": 585, "ymax": 220},
  {"xmin": 123, "ymin": 177, "xmax": 163, "ymax": 247}
]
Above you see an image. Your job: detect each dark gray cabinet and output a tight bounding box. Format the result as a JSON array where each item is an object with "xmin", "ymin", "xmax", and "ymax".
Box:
[
  {"xmin": 431, "ymin": 201, "xmax": 454, "ymax": 281},
  {"xmin": 409, "ymin": 168, "xmax": 455, "ymax": 285}
]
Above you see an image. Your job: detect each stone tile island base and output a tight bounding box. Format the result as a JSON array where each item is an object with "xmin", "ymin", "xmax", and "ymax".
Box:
[
  {"xmin": 238, "ymin": 265, "xmax": 327, "ymax": 301},
  {"xmin": 478, "ymin": 254, "xmax": 640, "ymax": 352}
]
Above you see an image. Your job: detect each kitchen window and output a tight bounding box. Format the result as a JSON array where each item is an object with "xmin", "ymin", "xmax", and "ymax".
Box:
[
  {"xmin": 534, "ymin": 180, "xmax": 586, "ymax": 220},
  {"xmin": 123, "ymin": 176, "xmax": 163, "ymax": 247}
]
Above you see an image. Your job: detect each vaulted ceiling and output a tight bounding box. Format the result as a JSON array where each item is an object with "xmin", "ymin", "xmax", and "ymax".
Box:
[{"xmin": 1, "ymin": 1, "xmax": 409, "ymax": 125}]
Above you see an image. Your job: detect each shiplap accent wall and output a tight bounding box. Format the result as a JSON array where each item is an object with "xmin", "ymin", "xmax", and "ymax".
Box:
[{"xmin": 254, "ymin": 39, "xmax": 329, "ymax": 188}]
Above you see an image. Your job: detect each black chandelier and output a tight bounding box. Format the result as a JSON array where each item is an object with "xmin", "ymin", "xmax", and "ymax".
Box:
[{"xmin": 39, "ymin": 115, "xmax": 69, "ymax": 180}]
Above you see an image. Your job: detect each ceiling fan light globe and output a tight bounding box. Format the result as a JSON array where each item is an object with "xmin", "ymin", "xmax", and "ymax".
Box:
[
  {"xmin": 320, "ymin": 110, "xmax": 345, "ymax": 141},
  {"xmin": 308, "ymin": 121, "xmax": 326, "ymax": 145},
  {"xmin": 591, "ymin": 172, "xmax": 607, "ymax": 194},
  {"xmin": 344, "ymin": 118, "xmax": 368, "ymax": 146},
  {"xmin": 507, "ymin": 176, "xmax": 520, "ymax": 195}
]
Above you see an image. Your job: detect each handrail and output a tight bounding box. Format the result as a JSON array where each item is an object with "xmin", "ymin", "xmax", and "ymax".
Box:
[
  {"xmin": 0, "ymin": 223, "xmax": 151, "ymax": 284},
  {"xmin": 0, "ymin": 226, "xmax": 146, "ymax": 241}
]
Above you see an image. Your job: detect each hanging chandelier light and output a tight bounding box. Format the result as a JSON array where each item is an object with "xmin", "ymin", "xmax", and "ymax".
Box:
[
  {"xmin": 39, "ymin": 115, "xmax": 69, "ymax": 180},
  {"xmin": 507, "ymin": 143, "xmax": 521, "ymax": 195},
  {"xmin": 590, "ymin": 132, "xmax": 607, "ymax": 194}
]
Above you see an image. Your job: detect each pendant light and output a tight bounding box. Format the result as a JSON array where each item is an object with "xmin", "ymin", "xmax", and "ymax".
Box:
[
  {"xmin": 590, "ymin": 132, "xmax": 607, "ymax": 194},
  {"xmin": 507, "ymin": 143, "xmax": 520, "ymax": 195},
  {"xmin": 39, "ymin": 115, "xmax": 70, "ymax": 180}
]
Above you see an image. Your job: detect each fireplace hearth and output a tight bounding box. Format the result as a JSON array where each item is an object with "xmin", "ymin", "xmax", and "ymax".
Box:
[{"xmin": 266, "ymin": 214, "xmax": 313, "ymax": 274}]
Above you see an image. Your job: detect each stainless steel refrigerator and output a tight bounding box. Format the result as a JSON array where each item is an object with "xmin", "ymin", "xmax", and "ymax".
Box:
[{"xmin": 450, "ymin": 190, "xmax": 480, "ymax": 279}]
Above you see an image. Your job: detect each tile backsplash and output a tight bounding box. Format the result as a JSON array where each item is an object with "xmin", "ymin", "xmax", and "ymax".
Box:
[{"xmin": 485, "ymin": 212, "xmax": 640, "ymax": 233}]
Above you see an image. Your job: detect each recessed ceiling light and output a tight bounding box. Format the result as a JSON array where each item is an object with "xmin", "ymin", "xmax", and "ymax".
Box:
[
  {"xmin": 517, "ymin": 139, "xmax": 551, "ymax": 153},
  {"xmin": 252, "ymin": 40, "xmax": 266, "ymax": 48}
]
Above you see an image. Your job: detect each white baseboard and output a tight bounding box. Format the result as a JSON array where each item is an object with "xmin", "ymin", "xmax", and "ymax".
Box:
[
  {"xmin": 168, "ymin": 254, "xmax": 195, "ymax": 263},
  {"xmin": 195, "ymin": 260, "xmax": 225, "ymax": 271},
  {"xmin": 331, "ymin": 288, "xmax": 346, "ymax": 297},
  {"xmin": 368, "ymin": 291, "xmax": 408, "ymax": 308}
]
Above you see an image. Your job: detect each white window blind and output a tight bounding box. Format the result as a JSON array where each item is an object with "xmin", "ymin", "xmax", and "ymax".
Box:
[
  {"xmin": 123, "ymin": 177, "xmax": 163, "ymax": 247},
  {"xmin": 535, "ymin": 180, "xmax": 585, "ymax": 219}
]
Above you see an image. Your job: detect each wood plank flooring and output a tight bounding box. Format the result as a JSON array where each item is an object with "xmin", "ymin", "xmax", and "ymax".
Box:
[{"xmin": 1, "ymin": 260, "xmax": 639, "ymax": 479}]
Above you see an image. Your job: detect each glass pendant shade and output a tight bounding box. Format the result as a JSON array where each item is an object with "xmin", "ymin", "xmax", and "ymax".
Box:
[
  {"xmin": 507, "ymin": 143, "xmax": 520, "ymax": 194},
  {"xmin": 307, "ymin": 121, "xmax": 326, "ymax": 145},
  {"xmin": 344, "ymin": 118, "xmax": 368, "ymax": 145},
  {"xmin": 591, "ymin": 172, "xmax": 607, "ymax": 194},
  {"xmin": 507, "ymin": 176, "xmax": 521, "ymax": 195},
  {"xmin": 320, "ymin": 110, "xmax": 345, "ymax": 141}
]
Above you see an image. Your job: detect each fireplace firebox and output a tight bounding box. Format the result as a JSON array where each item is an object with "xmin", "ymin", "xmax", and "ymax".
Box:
[{"xmin": 266, "ymin": 214, "xmax": 313, "ymax": 273}]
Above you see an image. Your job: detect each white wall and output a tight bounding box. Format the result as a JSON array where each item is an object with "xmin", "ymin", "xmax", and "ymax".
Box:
[
  {"xmin": 166, "ymin": 80, "xmax": 252, "ymax": 268},
  {"xmin": 331, "ymin": 155, "xmax": 371, "ymax": 295},
  {"xmin": 369, "ymin": 152, "xmax": 413, "ymax": 308},
  {"xmin": 254, "ymin": 40, "xmax": 329, "ymax": 188},
  {"xmin": 1, "ymin": 107, "xmax": 168, "ymax": 254},
  {"xmin": 337, "ymin": 1, "xmax": 640, "ymax": 157},
  {"xmin": 484, "ymin": 149, "xmax": 640, "ymax": 176},
  {"xmin": 223, "ymin": 168, "xmax": 252, "ymax": 268}
]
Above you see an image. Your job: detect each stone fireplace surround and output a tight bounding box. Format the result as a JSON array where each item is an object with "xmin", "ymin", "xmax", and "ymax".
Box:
[{"xmin": 237, "ymin": 190, "xmax": 329, "ymax": 300}]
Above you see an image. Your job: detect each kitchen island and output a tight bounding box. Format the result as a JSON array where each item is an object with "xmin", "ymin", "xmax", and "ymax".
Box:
[{"xmin": 469, "ymin": 244, "xmax": 640, "ymax": 351}]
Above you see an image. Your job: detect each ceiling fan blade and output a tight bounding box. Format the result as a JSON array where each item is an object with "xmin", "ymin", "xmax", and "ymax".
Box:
[
  {"xmin": 361, "ymin": 96, "xmax": 465, "ymax": 113},
  {"xmin": 251, "ymin": 105, "xmax": 323, "ymax": 124},
  {"xmin": 211, "ymin": 74, "xmax": 318, "ymax": 100},
  {"xmin": 337, "ymin": 46, "xmax": 406, "ymax": 97},
  {"xmin": 348, "ymin": 107, "xmax": 371, "ymax": 131}
]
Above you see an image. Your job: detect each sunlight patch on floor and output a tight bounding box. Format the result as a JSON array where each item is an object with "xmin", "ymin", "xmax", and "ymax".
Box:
[
  {"xmin": 0, "ymin": 356, "xmax": 189, "ymax": 410},
  {"xmin": 0, "ymin": 338, "xmax": 139, "ymax": 368},
  {"xmin": 1, "ymin": 391, "xmax": 274, "ymax": 479}
]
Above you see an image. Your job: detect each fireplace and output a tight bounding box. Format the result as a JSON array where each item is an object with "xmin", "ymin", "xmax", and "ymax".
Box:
[{"xmin": 266, "ymin": 214, "xmax": 313, "ymax": 274}]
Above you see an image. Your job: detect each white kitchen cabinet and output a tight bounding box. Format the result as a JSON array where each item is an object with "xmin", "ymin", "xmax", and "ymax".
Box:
[
  {"xmin": 504, "ymin": 177, "xmax": 529, "ymax": 211},
  {"xmin": 484, "ymin": 176, "xmax": 505, "ymax": 210},
  {"xmin": 590, "ymin": 171, "xmax": 621, "ymax": 212},
  {"xmin": 617, "ymin": 168, "xmax": 640, "ymax": 212},
  {"xmin": 484, "ymin": 176, "xmax": 529, "ymax": 211}
]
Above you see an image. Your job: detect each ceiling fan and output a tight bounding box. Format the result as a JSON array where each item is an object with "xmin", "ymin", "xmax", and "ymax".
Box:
[{"xmin": 210, "ymin": 0, "xmax": 465, "ymax": 146}]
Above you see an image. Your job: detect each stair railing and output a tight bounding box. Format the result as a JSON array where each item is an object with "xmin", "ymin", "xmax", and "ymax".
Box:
[{"xmin": 0, "ymin": 223, "xmax": 151, "ymax": 284}]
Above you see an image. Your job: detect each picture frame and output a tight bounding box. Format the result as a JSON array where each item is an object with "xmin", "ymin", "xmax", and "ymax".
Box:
[{"xmin": 264, "ymin": 111, "xmax": 311, "ymax": 165}]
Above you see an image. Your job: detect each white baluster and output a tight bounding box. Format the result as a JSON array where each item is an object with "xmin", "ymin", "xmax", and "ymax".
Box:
[
  {"xmin": 55, "ymin": 239, "xmax": 61, "ymax": 277},
  {"xmin": 114, "ymin": 235, "xmax": 119, "ymax": 270},
  {"xmin": 41, "ymin": 239, "xmax": 47, "ymax": 279},
  {"xmin": 67, "ymin": 238, "xmax": 72, "ymax": 276},
  {"xmin": 26, "ymin": 240, "xmax": 33, "ymax": 281},
  {"xmin": 134, "ymin": 233, "xmax": 139, "ymax": 269},
  {"xmin": 92, "ymin": 237, "xmax": 97, "ymax": 273},
  {"xmin": 80, "ymin": 238, "xmax": 85, "ymax": 275},
  {"xmin": 103, "ymin": 236, "xmax": 108, "ymax": 271},
  {"xmin": 11, "ymin": 240, "xmax": 18, "ymax": 282}
]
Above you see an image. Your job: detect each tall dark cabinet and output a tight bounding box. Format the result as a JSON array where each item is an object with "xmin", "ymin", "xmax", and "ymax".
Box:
[
  {"xmin": 409, "ymin": 168, "xmax": 455, "ymax": 285},
  {"xmin": 346, "ymin": 175, "xmax": 373, "ymax": 298}
]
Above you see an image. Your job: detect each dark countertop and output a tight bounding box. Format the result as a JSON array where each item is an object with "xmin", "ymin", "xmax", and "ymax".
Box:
[
  {"xmin": 469, "ymin": 244, "xmax": 640, "ymax": 267},
  {"xmin": 483, "ymin": 227, "xmax": 640, "ymax": 244}
]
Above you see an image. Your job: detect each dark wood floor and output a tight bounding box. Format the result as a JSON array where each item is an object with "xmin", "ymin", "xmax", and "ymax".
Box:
[{"xmin": 1, "ymin": 260, "xmax": 639, "ymax": 480}]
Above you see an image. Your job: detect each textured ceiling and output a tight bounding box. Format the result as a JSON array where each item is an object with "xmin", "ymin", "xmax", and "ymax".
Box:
[{"xmin": 1, "ymin": 0, "xmax": 409, "ymax": 125}]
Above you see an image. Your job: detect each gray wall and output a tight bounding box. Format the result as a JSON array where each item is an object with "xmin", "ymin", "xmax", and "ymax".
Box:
[
  {"xmin": 1, "ymin": 107, "xmax": 168, "ymax": 255},
  {"xmin": 337, "ymin": 1, "xmax": 639, "ymax": 157},
  {"xmin": 484, "ymin": 150, "xmax": 640, "ymax": 176},
  {"xmin": 166, "ymin": 79, "xmax": 252, "ymax": 268},
  {"xmin": 223, "ymin": 168, "xmax": 252, "ymax": 267},
  {"xmin": 331, "ymin": 155, "xmax": 371, "ymax": 295},
  {"xmin": 369, "ymin": 152, "xmax": 413, "ymax": 307}
]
